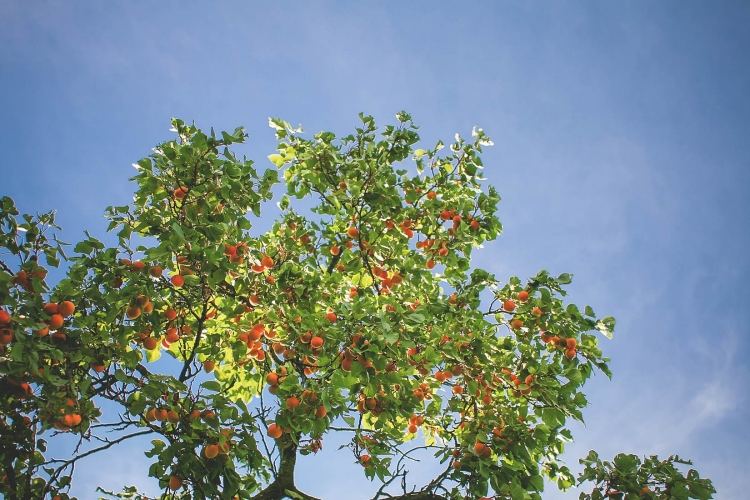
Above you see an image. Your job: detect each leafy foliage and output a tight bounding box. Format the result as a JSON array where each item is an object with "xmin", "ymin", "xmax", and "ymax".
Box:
[
  {"xmin": 0, "ymin": 114, "xmax": 711, "ymax": 500},
  {"xmin": 578, "ymin": 452, "xmax": 716, "ymax": 500}
]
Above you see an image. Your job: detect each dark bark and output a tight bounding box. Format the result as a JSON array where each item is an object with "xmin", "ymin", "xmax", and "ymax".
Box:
[{"xmin": 251, "ymin": 435, "xmax": 320, "ymax": 500}]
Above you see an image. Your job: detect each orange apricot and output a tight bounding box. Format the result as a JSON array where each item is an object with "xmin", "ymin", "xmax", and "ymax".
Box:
[
  {"xmin": 43, "ymin": 303, "xmax": 59, "ymax": 315},
  {"xmin": 48, "ymin": 314, "xmax": 64, "ymax": 330},
  {"xmin": 203, "ymin": 444, "xmax": 219, "ymax": 459},
  {"xmin": 126, "ymin": 306, "xmax": 142, "ymax": 320},
  {"xmin": 168, "ymin": 475, "xmax": 183, "ymax": 491},
  {"xmin": 286, "ymin": 396, "xmax": 300, "ymax": 410},
  {"xmin": 267, "ymin": 423, "xmax": 283, "ymax": 439}
]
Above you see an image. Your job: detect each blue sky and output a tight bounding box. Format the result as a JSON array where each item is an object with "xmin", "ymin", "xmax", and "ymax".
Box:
[{"xmin": 2, "ymin": 1, "xmax": 749, "ymax": 498}]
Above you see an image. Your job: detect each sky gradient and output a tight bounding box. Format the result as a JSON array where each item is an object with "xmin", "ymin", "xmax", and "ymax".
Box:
[{"xmin": 2, "ymin": 1, "xmax": 749, "ymax": 498}]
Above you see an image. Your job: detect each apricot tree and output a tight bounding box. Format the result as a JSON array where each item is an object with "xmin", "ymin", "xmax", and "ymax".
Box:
[{"xmin": 0, "ymin": 114, "xmax": 714, "ymax": 499}]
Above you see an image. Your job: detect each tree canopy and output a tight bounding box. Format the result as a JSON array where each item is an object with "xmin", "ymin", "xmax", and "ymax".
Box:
[{"xmin": 0, "ymin": 114, "xmax": 714, "ymax": 499}]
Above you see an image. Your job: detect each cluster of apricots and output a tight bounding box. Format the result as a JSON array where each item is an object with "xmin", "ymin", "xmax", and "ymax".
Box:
[
  {"xmin": 540, "ymin": 331, "xmax": 578, "ymax": 359},
  {"xmin": 356, "ymin": 390, "xmax": 389, "ymax": 416},
  {"xmin": 407, "ymin": 414, "xmax": 424, "ymax": 434},
  {"xmin": 34, "ymin": 300, "xmax": 76, "ymax": 341},
  {"xmin": 201, "ymin": 428, "xmax": 234, "ymax": 460},
  {"xmin": 413, "ymin": 381, "xmax": 435, "ymax": 401},
  {"xmin": 237, "ymin": 322, "xmax": 276, "ymax": 361},
  {"xmin": 117, "ymin": 258, "xmax": 165, "ymax": 280},
  {"xmin": 10, "ymin": 265, "xmax": 47, "ymax": 292},
  {"xmin": 51, "ymin": 398, "xmax": 83, "ymax": 431},
  {"xmin": 223, "ymin": 241, "xmax": 249, "ymax": 264},
  {"xmin": 250, "ymin": 253, "xmax": 275, "ymax": 275},
  {"xmin": 370, "ymin": 266, "xmax": 403, "ymax": 294},
  {"xmin": 501, "ymin": 368, "xmax": 535, "ymax": 397},
  {"xmin": 125, "ymin": 294, "xmax": 154, "ymax": 321},
  {"xmin": 281, "ymin": 390, "xmax": 327, "ymax": 419},
  {"xmin": 144, "ymin": 406, "xmax": 181, "ymax": 424}
]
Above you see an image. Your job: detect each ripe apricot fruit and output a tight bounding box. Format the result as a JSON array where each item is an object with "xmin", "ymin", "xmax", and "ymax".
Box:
[
  {"xmin": 58, "ymin": 301, "xmax": 75, "ymax": 317},
  {"xmin": 126, "ymin": 306, "xmax": 142, "ymax": 320},
  {"xmin": 165, "ymin": 328, "xmax": 180, "ymax": 343},
  {"xmin": 261, "ymin": 255, "xmax": 274, "ymax": 268},
  {"xmin": 503, "ymin": 299, "xmax": 516, "ymax": 312},
  {"xmin": 517, "ymin": 290, "xmax": 529, "ymax": 302},
  {"xmin": 143, "ymin": 337, "xmax": 158, "ymax": 350},
  {"xmin": 325, "ymin": 310, "xmax": 337, "ymax": 322},
  {"xmin": 203, "ymin": 360, "xmax": 216, "ymax": 373},
  {"xmin": 169, "ymin": 476, "xmax": 183, "ymax": 491},
  {"xmin": 310, "ymin": 336, "xmax": 324, "ymax": 349},
  {"xmin": 267, "ymin": 423, "xmax": 283, "ymax": 439},
  {"xmin": 510, "ymin": 318, "xmax": 523, "ymax": 330},
  {"xmin": 474, "ymin": 442, "xmax": 491, "ymax": 458},
  {"xmin": 203, "ymin": 444, "xmax": 219, "ymax": 459},
  {"xmin": 315, "ymin": 405, "xmax": 327, "ymax": 418},
  {"xmin": 286, "ymin": 396, "xmax": 300, "ymax": 410},
  {"xmin": 43, "ymin": 303, "xmax": 59, "ymax": 315},
  {"xmin": 173, "ymin": 186, "xmax": 188, "ymax": 199},
  {"xmin": 347, "ymin": 226, "xmax": 359, "ymax": 238},
  {"xmin": 48, "ymin": 314, "xmax": 64, "ymax": 330},
  {"xmin": 171, "ymin": 275, "xmax": 185, "ymax": 287},
  {"xmin": 266, "ymin": 372, "xmax": 279, "ymax": 386}
]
